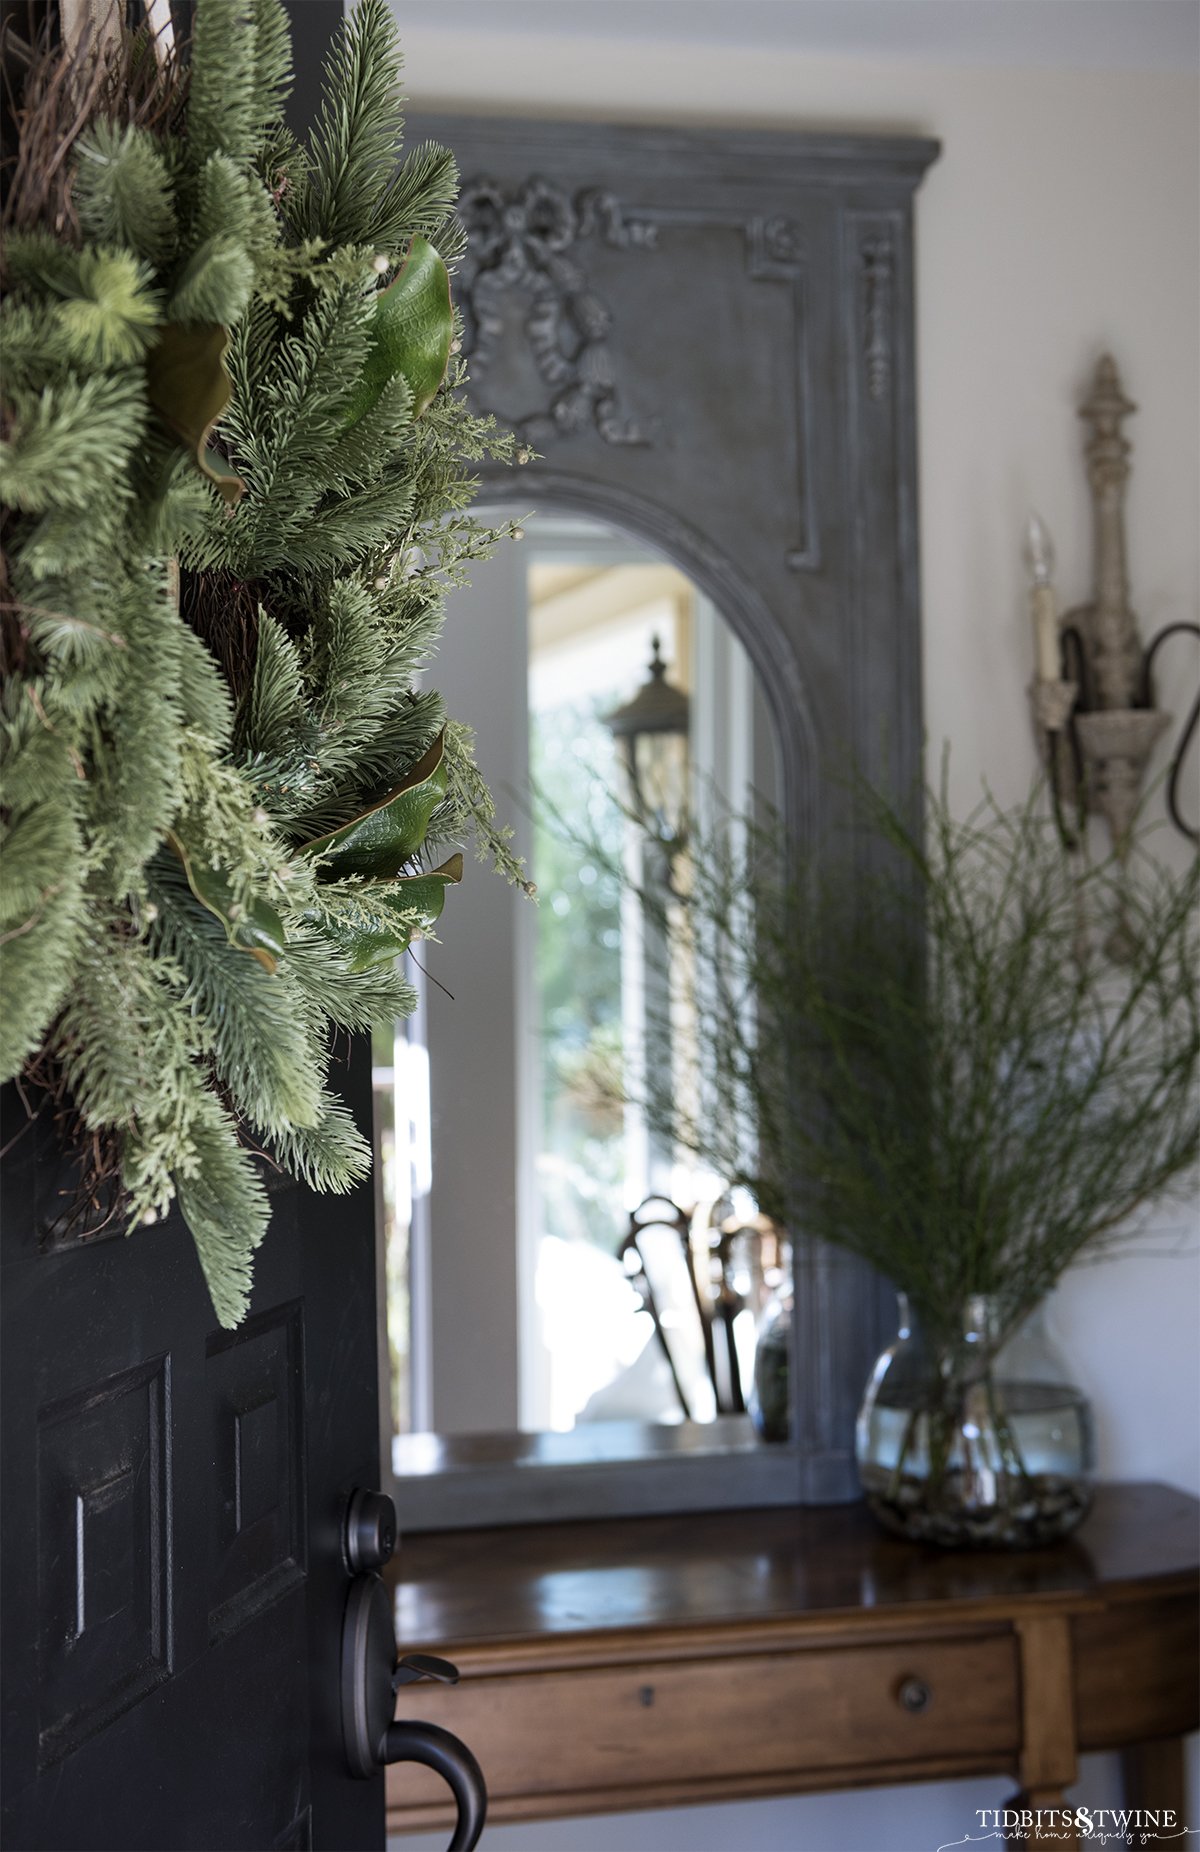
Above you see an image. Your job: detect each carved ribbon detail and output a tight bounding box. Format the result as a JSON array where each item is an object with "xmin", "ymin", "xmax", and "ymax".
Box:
[{"xmin": 456, "ymin": 176, "xmax": 658, "ymax": 447}]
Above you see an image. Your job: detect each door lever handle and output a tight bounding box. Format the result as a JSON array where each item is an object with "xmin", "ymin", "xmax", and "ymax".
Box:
[
  {"xmin": 382, "ymin": 1720, "xmax": 487, "ymax": 1852},
  {"xmin": 341, "ymin": 1572, "xmax": 487, "ymax": 1852},
  {"xmin": 393, "ymin": 1652, "xmax": 461, "ymax": 1690}
]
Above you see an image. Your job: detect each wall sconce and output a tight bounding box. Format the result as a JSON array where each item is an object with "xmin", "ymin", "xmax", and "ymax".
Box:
[
  {"xmin": 603, "ymin": 634, "xmax": 691, "ymax": 853},
  {"xmin": 1026, "ymin": 353, "xmax": 1198, "ymax": 857}
]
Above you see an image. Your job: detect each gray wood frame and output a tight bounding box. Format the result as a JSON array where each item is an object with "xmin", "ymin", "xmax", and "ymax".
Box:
[{"xmin": 397, "ymin": 114, "xmax": 939, "ymax": 1530}]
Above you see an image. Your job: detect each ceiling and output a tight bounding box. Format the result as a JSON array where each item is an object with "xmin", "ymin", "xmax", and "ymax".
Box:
[{"xmin": 391, "ymin": 1, "xmax": 1199, "ymax": 72}]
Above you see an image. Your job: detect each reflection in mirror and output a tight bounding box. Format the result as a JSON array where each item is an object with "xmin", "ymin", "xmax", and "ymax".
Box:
[{"xmin": 377, "ymin": 514, "xmax": 783, "ymax": 1466}]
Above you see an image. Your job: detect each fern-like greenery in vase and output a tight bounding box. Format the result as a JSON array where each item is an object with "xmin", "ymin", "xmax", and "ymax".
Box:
[{"xmin": 610, "ymin": 779, "xmax": 1199, "ymax": 1354}]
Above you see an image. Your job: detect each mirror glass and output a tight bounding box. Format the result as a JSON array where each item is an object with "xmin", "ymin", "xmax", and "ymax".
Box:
[{"xmin": 377, "ymin": 512, "xmax": 784, "ymax": 1466}]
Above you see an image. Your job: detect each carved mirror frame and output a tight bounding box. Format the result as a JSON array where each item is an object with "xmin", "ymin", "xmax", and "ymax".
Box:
[{"xmin": 398, "ymin": 115, "xmax": 940, "ymax": 1529}]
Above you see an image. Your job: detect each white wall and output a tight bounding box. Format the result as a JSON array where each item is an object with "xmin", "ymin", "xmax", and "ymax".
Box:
[{"xmin": 386, "ymin": 14, "xmax": 1199, "ymax": 1849}]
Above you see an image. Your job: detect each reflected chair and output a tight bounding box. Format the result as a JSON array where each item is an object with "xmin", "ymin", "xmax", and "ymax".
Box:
[
  {"xmin": 617, "ymin": 1197, "xmax": 715, "ymax": 1423},
  {"xmin": 618, "ymin": 1196, "xmax": 790, "ymax": 1422}
]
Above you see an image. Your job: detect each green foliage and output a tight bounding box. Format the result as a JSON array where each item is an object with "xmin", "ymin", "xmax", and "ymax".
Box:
[
  {"xmin": 603, "ymin": 781, "xmax": 1200, "ymax": 1349},
  {"xmin": 370, "ymin": 140, "xmax": 461, "ymax": 255},
  {"xmin": 4, "ymin": 229, "xmax": 95, "ymax": 299},
  {"xmin": 265, "ymin": 1091, "xmax": 372, "ymax": 1194},
  {"xmin": 148, "ymin": 857, "xmax": 323, "ymax": 1135},
  {"xmin": 55, "ymin": 250, "xmax": 162, "ymax": 367},
  {"xmin": 88, "ymin": 570, "xmax": 189, "ymax": 887},
  {"xmin": 185, "ymin": 0, "xmax": 261, "ymax": 170},
  {"xmin": 145, "ymin": 322, "xmax": 246, "ymax": 502},
  {"xmin": 341, "ymin": 234, "xmax": 453, "ymax": 426},
  {"xmin": 0, "ymin": 371, "xmax": 146, "ymax": 513},
  {"xmin": 301, "ymin": 731, "xmax": 447, "ymax": 878},
  {"xmin": 0, "ymin": 743, "xmax": 87, "ymax": 1080},
  {"xmin": 75, "ymin": 122, "xmax": 179, "ymax": 265},
  {"xmin": 167, "ymin": 235, "xmax": 256, "ymax": 325},
  {"xmin": 248, "ymin": 0, "xmax": 293, "ymax": 128},
  {"xmin": 175, "ymin": 1093, "xmax": 271, "ymax": 1328},
  {"xmin": 436, "ymin": 718, "xmax": 532, "ymax": 892},
  {"xmin": 49, "ymin": 901, "xmax": 272, "ymax": 1329},
  {"xmin": 296, "ymin": 0, "xmax": 408, "ymax": 249},
  {"xmin": 1, "ymin": 0, "xmax": 522, "ymax": 1326}
]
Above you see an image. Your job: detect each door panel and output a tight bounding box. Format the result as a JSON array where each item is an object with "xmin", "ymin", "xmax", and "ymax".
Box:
[
  {"xmin": 206, "ymin": 1300, "xmax": 307, "ymax": 1644},
  {"xmin": 1, "ymin": 1044, "xmax": 383, "ymax": 1851}
]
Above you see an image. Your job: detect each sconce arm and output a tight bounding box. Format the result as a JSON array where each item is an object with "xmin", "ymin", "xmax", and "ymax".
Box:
[{"xmin": 1141, "ymin": 621, "xmax": 1200, "ymax": 845}]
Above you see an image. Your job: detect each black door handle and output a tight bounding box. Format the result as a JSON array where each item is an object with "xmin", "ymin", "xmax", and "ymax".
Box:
[
  {"xmin": 341, "ymin": 1571, "xmax": 487, "ymax": 1852},
  {"xmin": 382, "ymin": 1720, "xmax": 486, "ymax": 1852}
]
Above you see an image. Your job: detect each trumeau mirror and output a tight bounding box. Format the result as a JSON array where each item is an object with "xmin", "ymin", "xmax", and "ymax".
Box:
[{"xmin": 379, "ymin": 116, "xmax": 939, "ymax": 1529}]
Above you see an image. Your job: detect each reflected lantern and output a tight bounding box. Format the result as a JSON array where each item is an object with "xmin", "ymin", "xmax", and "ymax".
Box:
[{"xmin": 603, "ymin": 635, "xmax": 690, "ymax": 848}]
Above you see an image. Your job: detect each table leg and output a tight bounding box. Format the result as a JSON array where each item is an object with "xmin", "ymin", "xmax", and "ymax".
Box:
[
  {"xmin": 1010, "ymin": 1614, "xmax": 1080, "ymax": 1847},
  {"xmin": 1121, "ymin": 1735, "xmax": 1186, "ymax": 1822},
  {"xmin": 1010, "ymin": 1789, "xmax": 1076, "ymax": 1847}
]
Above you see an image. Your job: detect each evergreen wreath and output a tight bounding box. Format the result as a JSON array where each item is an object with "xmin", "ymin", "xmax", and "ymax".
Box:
[{"xmin": 0, "ymin": 0, "xmax": 527, "ymax": 1325}]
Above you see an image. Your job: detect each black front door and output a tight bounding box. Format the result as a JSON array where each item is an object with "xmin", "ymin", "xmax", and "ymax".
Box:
[
  {"xmin": 1, "ymin": 1043, "xmax": 384, "ymax": 1852},
  {"xmin": 0, "ymin": 11, "xmax": 395, "ymax": 1845}
]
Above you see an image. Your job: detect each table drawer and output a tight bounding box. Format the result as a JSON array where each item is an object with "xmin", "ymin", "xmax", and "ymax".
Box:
[{"xmin": 387, "ymin": 1633, "xmax": 1019, "ymax": 1816}]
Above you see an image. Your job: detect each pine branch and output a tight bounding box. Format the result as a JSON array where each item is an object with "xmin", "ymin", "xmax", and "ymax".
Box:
[
  {"xmin": 167, "ymin": 233, "xmax": 256, "ymax": 325},
  {"xmin": 0, "ymin": 747, "xmax": 87, "ymax": 1081},
  {"xmin": 175, "ymin": 1088, "xmax": 271, "ymax": 1327},
  {"xmin": 0, "ymin": 373, "xmax": 146, "ymax": 514},
  {"xmin": 284, "ymin": 931, "xmax": 417, "ymax": 1030},
  {"xmin": 237, "ymin": 607, "xmax": 309, "ymax": 759},
  {"xmin": 249, "ymin": 0, "xmax": 293, "ymax": 133},
  {"xmin": 297, "ymin": 0, "xmax": 406, "ymax": 250},
  {"xmin": 185, "ymin": 0, "xmax": 258, "ymax": 170},
  {"xmin": 74, "ymin": 121, "xmax": 178, "ymax": 264},
  {"xmin": 367, "ymin": 140, "xmax": 459, "ymax": 258},
  {"xmin": 287, "ymin": 687, "xmax": 445, "ymax": 837},
  {"xmin": 177, "ymin": 625, "xmax": 235, "ymax": 745},
  {"xmin": 148, "ymin": 857, "xmax": 325, "ymax": 1136},
  {"xmin": 263, "ymin": 1090, "xmax": 371, "ymax": 1193},
  {"xmin": 88, "ymin": 568, "xmax": 187, "ymax": 891}
]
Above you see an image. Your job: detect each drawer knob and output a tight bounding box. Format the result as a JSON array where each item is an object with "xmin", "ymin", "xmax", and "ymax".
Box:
[{"xmin": 897, "ymin": 1676, "xmax": 932, "ymax": 1715}]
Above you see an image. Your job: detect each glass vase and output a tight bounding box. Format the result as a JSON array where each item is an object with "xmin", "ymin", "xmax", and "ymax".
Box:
[
  {"xmin": 748, "ymin": 1286, "xmax": 792, "ymax": 1443},
  {"xmin": 855, "ymin": 1294, "xmax": 1094, "ymax": 1548}
]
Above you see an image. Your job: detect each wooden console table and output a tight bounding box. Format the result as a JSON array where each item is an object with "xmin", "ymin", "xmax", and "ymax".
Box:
[{"xmin": 384, "ymin": 1482, "xmax": 1198, "ymax": 1844}]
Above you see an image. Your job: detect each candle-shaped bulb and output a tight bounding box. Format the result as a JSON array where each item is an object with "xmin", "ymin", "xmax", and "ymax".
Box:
[
  {"xmin": 1024, "ymin": 511, "xmax": 1061, "ymax": 682},
  {"xmin": 1024, "ymin": 510, "xmax": 1056, "ymax": 588}
]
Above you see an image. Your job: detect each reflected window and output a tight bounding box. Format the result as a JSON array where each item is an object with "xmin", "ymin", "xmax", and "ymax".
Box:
[{"xmin": 527, "ymin": 553, "xmax": 695, "ymax": 1430}]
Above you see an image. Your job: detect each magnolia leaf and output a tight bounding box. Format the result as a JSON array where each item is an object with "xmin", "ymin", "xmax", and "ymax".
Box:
[
  {"xmin": 300, "ymin": 732, "xmax": 447, "ymax": 880},
  {"xmin": 146, "ymin": 322, "xmax": 245, "ymax": 504},
  {"xmin": 342, "ymin": 236, "xmax": 452, "ymax": 430},
  {"xmin": 166, "ymin": 831, "xmax": 287, "ymax": 972},
  {"xmin": 326, "ymin": 854, "xmax": 464, "ymax": 972},
  {"xmin": 201, "ymin": 445, "xmax": 246, "ymax": 501}
]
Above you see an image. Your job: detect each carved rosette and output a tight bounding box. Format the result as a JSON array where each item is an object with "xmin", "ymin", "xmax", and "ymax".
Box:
[
  {"xmin": 754, "ymin": 215, "xmax": 806, "ymax": 272},
  {"xmin": 456, "ymin": 176, "xmax": 658, "ymax": 448}
]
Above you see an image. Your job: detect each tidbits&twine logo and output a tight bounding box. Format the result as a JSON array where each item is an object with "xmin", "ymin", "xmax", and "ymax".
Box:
[{"xmin": 937, "ymin": 1807, "xmax": 1196, "ymax": 1847}]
